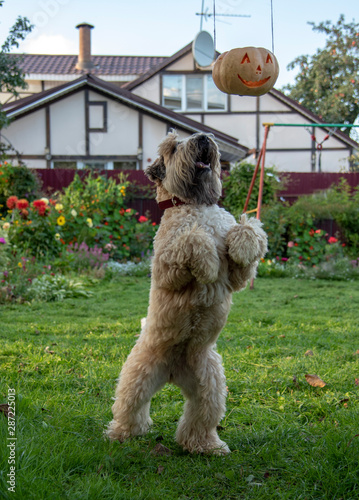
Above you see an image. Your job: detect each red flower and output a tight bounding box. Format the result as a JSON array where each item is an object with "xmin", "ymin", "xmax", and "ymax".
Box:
[
  {"xmin": 119, "ymin": 208, "xmax": 125, "ymax": 216},
  {"xmin": 328, "ymin": 236, "xmax": 338, "ymax": 244},
  {"xmin": 138, "ymin": 215, "xmax": 148, "ymax": 223},
  {"xmin": 6, "ymin": 196, "xmax": 18, "ymax": 209},
  {"xmin": 309, "ymin": 229, "xmax": 315, "ymax": 237},
  {"xmin": 33, "ymin": 199, "xmax": 48, "ymax": 216},
  {"xmin": 16, "ymin": 199, "xmax": 29, "ymax": 210}
]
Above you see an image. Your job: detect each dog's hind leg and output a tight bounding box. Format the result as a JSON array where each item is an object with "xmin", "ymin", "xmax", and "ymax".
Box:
[
  {"xmin": 107, "ymin": 342, "xmax": 168, "ymax": 442},
  {"xmin": 174, "ymin": 347, "xmax": 230, "ymax": 455}
]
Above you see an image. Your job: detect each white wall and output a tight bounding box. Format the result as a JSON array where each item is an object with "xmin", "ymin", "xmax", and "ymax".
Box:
[
  {"xmin": 88, "ymin": 93, "xmax": 139, "ymax": 156},
  {"xmin": 132, "ymin": 75, "xmax": 161, "ymax": 104},
  {"xmin": 4, "ymin": 109, "xmax": 46, "ymax": 155},
  {"xmin": 50, "ymin": 92, "xmax": 85, "ymax": 155},
  {"xmin": 142, "ymin": 116, "xmax": 167, "ymax": 167}
]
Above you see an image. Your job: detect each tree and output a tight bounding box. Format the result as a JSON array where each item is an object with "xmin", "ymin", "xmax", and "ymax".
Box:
[
  {"xmin": 0, "ymin": 0, "xmax": 33, "ymax": 129},
  {"xmin": 283, "ymin": 15, "xmax": 359, "ymax": 134}
]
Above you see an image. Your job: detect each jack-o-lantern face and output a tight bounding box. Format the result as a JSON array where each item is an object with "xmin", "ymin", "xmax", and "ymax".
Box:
[{"xmin": 212, "ymin": 47, "xmax": 279, "ymax": 96}]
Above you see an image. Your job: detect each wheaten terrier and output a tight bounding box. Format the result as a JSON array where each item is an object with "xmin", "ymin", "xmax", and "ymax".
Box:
[{"xmin": 107, "ymin": 131, "xmax": 267, "ymax": 454}]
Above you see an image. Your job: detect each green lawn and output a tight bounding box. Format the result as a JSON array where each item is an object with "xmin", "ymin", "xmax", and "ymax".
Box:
[{"xmin": 1, "ymin": 277, "xmax": 359, "ymax": 499}]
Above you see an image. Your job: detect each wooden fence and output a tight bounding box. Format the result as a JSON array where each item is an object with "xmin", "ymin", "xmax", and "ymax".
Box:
[{"xmin": 32, "ymin": 169, "xmax": 359, "ymax": 224}]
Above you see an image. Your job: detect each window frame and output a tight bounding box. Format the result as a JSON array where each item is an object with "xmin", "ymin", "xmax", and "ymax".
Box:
[{"xmin": 162, "ymin": 73, "xmax": 227, "ymax": 113}]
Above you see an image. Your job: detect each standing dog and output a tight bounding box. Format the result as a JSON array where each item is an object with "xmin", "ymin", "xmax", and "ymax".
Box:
[{"xmin": 107, "ymin": 130, "xmax": 267, "ymax": 454}]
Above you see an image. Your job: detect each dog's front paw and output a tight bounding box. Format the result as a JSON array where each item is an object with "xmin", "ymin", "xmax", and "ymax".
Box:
[
  {"xmin": 187, "ymin": 227, "xmax": 220, "ymax": 284},
  {"xmin": 226, "ymin": 215, "xmax": 267, "ymax": 266}
]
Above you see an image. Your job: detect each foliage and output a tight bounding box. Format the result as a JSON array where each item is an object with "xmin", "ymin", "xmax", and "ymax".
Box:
[
  {"xmin": 27, "ymin": 274, "xmax": 93, "ymax": 302},
  {"xmin": 221, "ymin": 161, "xmax": 282, "ymax": 218},
  {"xmin": 1, "ymin": 278, "xmax": 359, "ymax": 498},
  {"xmin": 0, "ymin": 246, "xmax": 56, "ymax": 303},
  {"xmin": 55, "ymin": 173, "xmax": 157, "ymax": 261},
  {"xmin": 260, "ymin": 202, "xmax": 289, "ymax": 259},
  {"xmin": 283, "ymin": 15, "xmax": 359, "ymax": 130},
  {"xmin": 106, "ymin": 259, "xmax": 151, "ymax": 278},
  {"xmin": 62, "ymin": 242, "xmax": 110, "ymax": 273},
  {"xmin": 3, "ymin": 173, "xmax": 158, "ymax": 261},
  {"xmin": 0, "ymin": 0, "xmax": 33, "ymax": 129},
  {"xmin": 288, "ymin": 179, "xmax": 359, "ymax": 257},
  {"xmin": 7, "ymin": 198, "xmax": 62, "ymax": 258},
  {"xmin": 0, "ymin": 162, "xmax": 42, "ymax": 215}
]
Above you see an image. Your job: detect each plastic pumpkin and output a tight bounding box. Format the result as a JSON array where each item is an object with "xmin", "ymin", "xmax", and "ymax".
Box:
[{"xmin": 212, "ymin": 47, "xmax": 279, "ymax": 96}]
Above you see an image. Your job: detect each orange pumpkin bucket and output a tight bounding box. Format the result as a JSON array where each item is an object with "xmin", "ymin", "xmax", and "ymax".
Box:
[{"xmin": 212, "ymin": 46, "xmax": 279, "ymax": 96}]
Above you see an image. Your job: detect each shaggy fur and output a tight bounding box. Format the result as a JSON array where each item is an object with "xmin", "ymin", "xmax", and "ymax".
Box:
[{"xmin": 107, "ymin": 131, "xmax": 268, "ymax": 454}]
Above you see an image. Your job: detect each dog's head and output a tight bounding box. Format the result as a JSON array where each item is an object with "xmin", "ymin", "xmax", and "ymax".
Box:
[{"xmin": 145, "ymin": 130, "xmax": 222, "ymax": 205}]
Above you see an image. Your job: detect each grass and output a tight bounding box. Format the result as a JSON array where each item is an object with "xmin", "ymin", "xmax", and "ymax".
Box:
[{"xmin": 1, "ymin": 277, "xmax": 359, "ymax": 499}]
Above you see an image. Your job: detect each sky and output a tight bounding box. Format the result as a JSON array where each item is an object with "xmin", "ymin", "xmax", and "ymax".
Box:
[{"xmin": 0, "ymin": 0, "xmax": 358, "ymax": 88}]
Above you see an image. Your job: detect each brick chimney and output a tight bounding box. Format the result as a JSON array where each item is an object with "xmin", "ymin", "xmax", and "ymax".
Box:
[{"xmin": 75, "ymin": 23, "xmax": 95, "ymax": 71}]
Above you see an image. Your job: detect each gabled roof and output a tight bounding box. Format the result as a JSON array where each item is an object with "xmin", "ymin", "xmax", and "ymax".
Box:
[
  {"xmin": 9, "ymin": 53, "xmax": 167, "ymax": 80},
  {"xmin": 3, "ymin": 73, "xmax": 248, "ymax": 162},
  {"xmin": 123, "ymin": 42, "xmax": 194, "ymax": 90},
  {"xmin": 270, "ymin": 89, "xmax": 358, "ymax": 149},
  {"xmin": 124, "ymin": 43, "xmax": 358, "ymax": 150}
]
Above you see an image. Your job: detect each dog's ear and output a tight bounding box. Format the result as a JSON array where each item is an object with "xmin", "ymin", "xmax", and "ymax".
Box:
[
  {"xmin": 158, "ymin": 129, "xmax": 178, "ymax": 158},
  {"xmin": 145, "ymin": 156, "xmax": 166, "ymax": 183}
]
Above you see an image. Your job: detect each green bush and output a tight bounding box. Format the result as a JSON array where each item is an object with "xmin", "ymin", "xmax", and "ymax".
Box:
[
  {"xmin": 222, "ymin": 161, "xmax": 282, "ymax": 218},
  {"xmin": 55, "ymin": 173, "xmax": 157, "ymax": 261},
  {"xmin": 287, "ymin": 179, "xmax": 359, "ymax": 257},
  {"xmin": 27, "ymin": 274, "xmax": 93, "ymax": 302},
  {"xmin": 3, "ymin": 173, "xmax": 158, "ymax": 262},
  {"xmin": 0, "ymin": 162, "xmax": 41, "ymax": 215}
]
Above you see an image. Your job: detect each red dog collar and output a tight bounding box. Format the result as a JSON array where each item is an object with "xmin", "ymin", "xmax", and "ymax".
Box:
[{"xmin": 158, "ymin": 197, "xmax": 186, "ymax": 211}]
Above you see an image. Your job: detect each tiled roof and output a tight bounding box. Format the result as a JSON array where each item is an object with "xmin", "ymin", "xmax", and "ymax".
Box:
[{"xmin": 10, "ymin": 54, "xmax": 167, "ymax": 76}]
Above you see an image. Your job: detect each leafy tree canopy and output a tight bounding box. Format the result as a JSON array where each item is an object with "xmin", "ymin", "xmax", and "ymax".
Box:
[
  {"xmin": 0, "ymin": 0, "xmax": 33, "ymax": 129},
  {"xmin": 283, "ymin": 15, "xmax": 359, "ymax": 134}
]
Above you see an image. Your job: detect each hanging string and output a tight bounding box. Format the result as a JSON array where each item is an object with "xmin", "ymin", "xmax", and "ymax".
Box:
[
  {"xmin": 213, "ymin": 0, "xmax": 216, "ymax": 52},
  {"xmin": 270, "ymin": 0, "xmax": 274, "ymax": 53}
]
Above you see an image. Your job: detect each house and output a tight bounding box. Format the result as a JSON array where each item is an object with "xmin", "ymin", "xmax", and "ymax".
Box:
[
  {"xmin": 1, "ymin": 23, "xmax": 357, "ymax": 173},
  {"xmin": 1, "ymin": 73, "xmax": 248, "ymax": 170}
]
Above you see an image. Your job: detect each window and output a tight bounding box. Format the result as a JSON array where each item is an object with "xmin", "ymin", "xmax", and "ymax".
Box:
[
  {"xmin": 207, "ymin": 75, "xmax": 226, "ymax": 110},
  {"xmin": 88, "ymin": 101, "xmax": 107, "ymax": 132},
  {"xmin": 53, "ymin": 161, "xmax": 77, "ymax": 169},
  {"xmin": 186, "ymin": 76, "xmax": 203, "ymax": 110},
  {"xmin": 162, "ymin": 74, "xmax": 226, "ymax": 112},
  {"xmin": 113, "ymin": 161, "xmax": 137, "ymax": 170},
  {"xmin": 162, "ymin": 75, "xmax": 182, "ymax": 110}
]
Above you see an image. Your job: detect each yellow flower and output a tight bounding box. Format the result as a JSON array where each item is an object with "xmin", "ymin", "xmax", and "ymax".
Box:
[
  {"xmin": 41, "ymin": 197, "xmax": 49, "ymax": 205},
  {"xmin": 55, "ymin": 203, "xmax": 63, "ymax": 211},
  {"xmin": 86, "ymin": 218, "xmax": 93, "ymax": 228},
  {"xmin": 18, "ymin": 262, "xmax": 23, "ymax": 268},
  {"xmin": 57, "ymin": 216, "xmax": 66, "ymax": 226},
  {"xmin": 55, "ymin": 233, "xmax": 60, "ymax": 240},
  {"xmin": 3, "ymin": 222, "xmax": 10, "ymax": 230}
]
